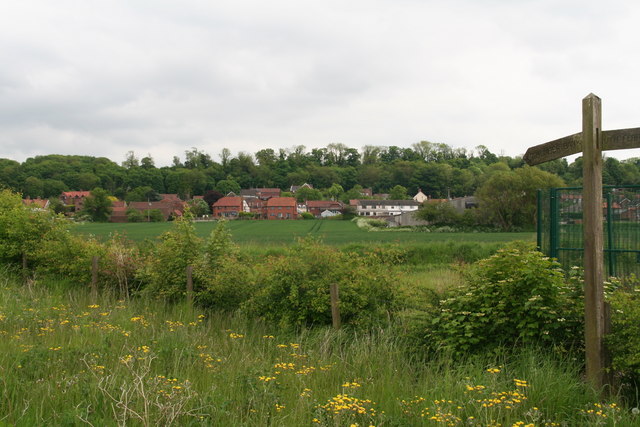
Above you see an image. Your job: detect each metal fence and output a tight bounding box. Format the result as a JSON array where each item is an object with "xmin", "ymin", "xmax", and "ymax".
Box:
[{"xmin": 538, "ymin": 186, "xmax": 640, "ymax": 278}]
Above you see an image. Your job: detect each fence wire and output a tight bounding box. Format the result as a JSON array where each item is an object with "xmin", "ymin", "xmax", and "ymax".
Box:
[{"xmin": 538, "ymin": 186, "xmax": 640, "ymax": 278}]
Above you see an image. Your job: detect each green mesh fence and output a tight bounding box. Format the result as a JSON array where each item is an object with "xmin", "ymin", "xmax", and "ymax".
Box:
[{"xmin": 538, "ymin": 186, "xmax": 640, "ymax": 278}]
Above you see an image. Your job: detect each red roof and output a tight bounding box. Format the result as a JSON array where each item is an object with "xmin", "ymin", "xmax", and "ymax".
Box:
[
  {"xmin": 61, "ymin": 191, "xmax": 91, "ymax": 198},
  {"xmin": 213, "ymin": 196, "xmax": 243, "ymax": 207},
  {"xmin": 266, "ymin": 197, "xmax": 296, "ymax": 207}
]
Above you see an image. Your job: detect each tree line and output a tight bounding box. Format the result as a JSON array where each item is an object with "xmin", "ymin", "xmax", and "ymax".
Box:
[{"xmin": 3, "ymin": 141, "xmax": 640, "ymax": 230}]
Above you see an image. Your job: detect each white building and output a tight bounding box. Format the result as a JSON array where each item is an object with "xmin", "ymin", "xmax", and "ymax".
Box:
[{"xmin": 356, "ymin": 200, "xmax": 420, "ymax": 217}]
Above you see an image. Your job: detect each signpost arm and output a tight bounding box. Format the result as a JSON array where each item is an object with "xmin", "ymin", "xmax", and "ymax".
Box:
[{"xmin": 582, "ymin": 93, "xmax": 606, "ymax": 391}]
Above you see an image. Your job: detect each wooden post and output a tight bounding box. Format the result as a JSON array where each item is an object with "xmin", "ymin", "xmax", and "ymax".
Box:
[
  {"xmin": 91, "ymin": 256, "xmax": 99, "ymax": 302},
  {"xmin": 582, "ymin": 93, "xmax": 606, "ymax": 391},
  {"xmin": 186, "ymin": 265, "xmax": 194, "ymax": 307},
  {"xmin": 330, "ymin": 283, "xmax": 341, "ymax": 329}
]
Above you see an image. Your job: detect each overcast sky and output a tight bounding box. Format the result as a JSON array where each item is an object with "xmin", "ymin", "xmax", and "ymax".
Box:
[{"xmin": 2, "ymin": 0, "xmax": 640, "ymax": 166}]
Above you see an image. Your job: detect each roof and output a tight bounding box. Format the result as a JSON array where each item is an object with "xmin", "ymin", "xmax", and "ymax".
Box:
[
  {"xmin": 61, "ymin": 191, "xmax": 91, "ymax": 198},
  {"xmin": 213, "ymin": 196, "xmax": 244, "ymax": 207},
  {"xmin": 357, "ymin": 200, "xmax": 420, "ymax": 207},
  {"xmin": 22, "ymin": 198, "xmax": 49, "ymax": 209},
  {"xmin": 159, "ymin": 194, "xmax": 182, "ymax": 202},
  {"xmin": 266, "ymin": 197, "xmax": 296, "ymax": 207},
  {"xmin": 307, "ymin": 200, "xmax": 343, "ymax": 208}
]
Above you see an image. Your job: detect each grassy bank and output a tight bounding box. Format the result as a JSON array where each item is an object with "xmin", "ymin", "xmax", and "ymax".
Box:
[{"xmin": 0, "ymin": 272, "xmax": 635, "ymax": 426}]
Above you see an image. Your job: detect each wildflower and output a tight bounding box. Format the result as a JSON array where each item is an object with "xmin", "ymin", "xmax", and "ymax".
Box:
[{"xmin": 87, "ymin": 304, "xmax": 99, "ymax": 309}]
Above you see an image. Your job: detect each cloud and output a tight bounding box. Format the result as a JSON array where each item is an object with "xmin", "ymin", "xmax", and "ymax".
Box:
[{"xmin": 1, "ymin": 0, "xmax": 640, "ymax": 166}]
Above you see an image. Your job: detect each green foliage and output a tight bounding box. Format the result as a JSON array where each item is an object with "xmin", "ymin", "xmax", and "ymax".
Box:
[
  {"xmin": 139, "ymin": 213, "xmax": 202, "ymax": 300},
  {"xmin": 426, "ymin": 242, "xmax": 582, "ymax": 356},
  {"xmin": 606, "ymin": 284, "xmax": 640, "ymax": 387},
  {"xmin": 415, "ymin": 200, "xmax": 461, "ymax": 225},
  {"xmin": 126, "ymin": 208, "xmax": 144, "ymax": 222},
  {"xmin": 300, "ymin": 212, "xmax": 315, "ymax": 220},
  {"xmin": 475, "ymin": 166, "xmax": 564, "ymax": 230},
  {"xmin": 388, "ymin": 184, "xmax": 409, "ymax": 200},
  {"xmin": 81, "ymin": 188, "xmax": 113, "ymax": 222},
  {"xmin": 187, "ymin": 198, "xmax": 210, "ymax": 217},
  {"xmin": 146, "ymin": 209, "xmax": 165, "ymax": 222},
  {"xmin": 244, "ymin": 238, "xmax": 396, "ymax": 328},
  {"xmin": 0, "ymin": 189, "xmax": 70, "ymax": 267}
]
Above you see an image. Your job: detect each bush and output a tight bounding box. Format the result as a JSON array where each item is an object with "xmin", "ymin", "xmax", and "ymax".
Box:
[
  {"xmin": 194, "ymin": 220, "xmax": 256, "ymax": 311},
  {"xmin": 138, "ymin": 214, "xmax": 202, "ymax": 300},
  {"xmin": 243, "ymin": 238, "xmax": 396, "ymax": 328},
  {"xmin": 425, "ymin": 242, "xmax": 583, "ymax": 356},
  {"xmin": 300, "ymin": 212, "xmax": 315, "ymax": 220},
  {"xmin": 606, "ymin": 283, "xmax": 640, "ymax": 390}
]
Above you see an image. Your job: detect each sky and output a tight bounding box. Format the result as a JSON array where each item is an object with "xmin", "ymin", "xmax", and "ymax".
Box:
[{"xmin": 2, "ymin": 0, "xmax": 640, "ymax": 167}]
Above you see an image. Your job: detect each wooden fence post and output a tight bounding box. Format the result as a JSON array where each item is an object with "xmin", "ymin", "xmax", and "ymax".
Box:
[
  {"xmin": 186, "ymin": 265, "xmax": 194, "ymax": 307},
  {"xmin": 330, "ymin": 283, "xmax": 341, "ymax": 329},
  {"xmin": 91, "ymin": 256, "xmax": 99, "ymax": 302}
]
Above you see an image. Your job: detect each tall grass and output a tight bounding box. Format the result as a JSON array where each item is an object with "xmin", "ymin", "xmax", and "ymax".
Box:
[{"xmin": 0, "ymin": 271, "xmax": 636, "ymax": 426}]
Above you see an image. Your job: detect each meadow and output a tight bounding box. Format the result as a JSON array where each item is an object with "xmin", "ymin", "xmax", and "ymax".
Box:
[
  {"xmin": 0, "ymin": 271, "xmax": 634, "ymax": 426},
  {"xmin": 75, "ymin": 219, "xmax": 535, "ymax": 246}
]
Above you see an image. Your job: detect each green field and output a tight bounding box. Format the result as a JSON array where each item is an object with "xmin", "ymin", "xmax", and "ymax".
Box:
[{"xmin": 76, "ymin": 219, "xmax": 535, "ymax": 246}]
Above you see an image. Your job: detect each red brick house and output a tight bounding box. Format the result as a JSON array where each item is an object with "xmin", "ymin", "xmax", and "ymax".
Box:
[
  {"xmin": 60, "ymin": 191, "xmax": 91, "ymax": 212},
  {"xmin": 263, "ymin": 197, "xmax": 298, "ymax": 220},
  {"xmin": 212, "ymin": 196, "xmax": 249, "ymax": 218},
  {"xmin": 306, "ymin": 200, "xmax": 343, "ymax": 218}
]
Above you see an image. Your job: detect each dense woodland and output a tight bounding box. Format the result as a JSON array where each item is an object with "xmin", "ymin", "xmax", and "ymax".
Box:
[{"xmin": 2, "ymin": 141, "xmax": 640, "ymax": 229}]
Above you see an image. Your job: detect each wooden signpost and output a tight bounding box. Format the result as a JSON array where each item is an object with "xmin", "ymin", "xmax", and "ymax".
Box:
[{"xmin": 524, "ymin": 94, "xmax": 640, "ymax": 391}]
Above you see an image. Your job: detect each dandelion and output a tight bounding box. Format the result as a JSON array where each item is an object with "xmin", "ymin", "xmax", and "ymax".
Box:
[
  {"xmin": 229, "ymin": 332, "xmax": 244, "ymax": 339},
  {"xmin": 87, "ymin": 304, "xmax": 99, "ymax": 309}
]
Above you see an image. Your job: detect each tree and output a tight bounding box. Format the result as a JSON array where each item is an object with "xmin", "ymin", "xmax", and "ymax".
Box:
[
  {"xmin": 475, "ymin": 167, "xmax": 563, "ymax": 231},
  {"xmin": 188, "ymin": 199, "xmax": 211, "ymax": 217},
  {"xmin": 203, "ymin": 190, "xmax": 223, "ymax": 207},
  {"xmin": 122, "ymin": 151, "xmax": 140, "ymax": 169},
  {"xmin": 215, "ymin": 179, "xmax": 241, "ymax": 196},
  {"xmin": 0, "ymin": 189, "xmax": 68, "ymax": 268},
  {"xmin": 388, "ymin": 185, "xmax": 409, "ymax": 200},
  {"xmin": 81, "ymin": 188, "xmax": 113, "ymax": 222},
  {"xmin": 325, "ymin": 183, "xmax": 344, "ymax": 201},
  {"xmin": 415, "ymin": 200, "xmax": 460, "ymax": 225}
]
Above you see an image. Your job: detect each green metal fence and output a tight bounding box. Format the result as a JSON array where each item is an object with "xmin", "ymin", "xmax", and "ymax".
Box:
[{"xmin": 538, "ymin": 186, "xmax": 640, "ymax": 278}]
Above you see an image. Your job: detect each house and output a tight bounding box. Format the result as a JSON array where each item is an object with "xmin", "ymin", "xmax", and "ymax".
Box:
[
  {"xmin": 263, "ymin": 197, "xmax": 298, "ymax": 219},
  {"xmin": 290, "ymin": 183, "xmax": 313, "ymax": 193},
  {"xmin": 356, "ymin": 200, "xmax": 420, "ymax": 217},
  {"xmin": 306, "ymin": 200, "xmax": 343, "ymax": 218},
  {"xmin": 413, "ymin": 189, "xmax": 428, "ymax": 204},
  {"xmin": 22, "ymin": 197, "xmax": 50, "ymax": 211},
  {"xmin": 212, "ymin": 196, "xmax": 250, "ymax": 218},
  {"xmin": 109, "ymin": 201, "xmax": 128, "ymax": 223},
  {"xmin": 60, "ymin": 191, "xmax": 91, "ymax": 212}
]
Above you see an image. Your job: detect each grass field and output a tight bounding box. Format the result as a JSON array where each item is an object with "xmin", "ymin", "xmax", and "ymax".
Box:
[
  {"xmin": 76, "ymin": 219, "xmax": 535, "ymax": 246},
  {"xmin": 0, "ymin": 272, "xmax": 628, "ymax": 426}
]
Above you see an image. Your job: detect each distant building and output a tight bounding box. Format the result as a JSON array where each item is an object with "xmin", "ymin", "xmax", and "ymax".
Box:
[
  {"xmin": 212, "ymin": 196, "xmax": 250, "ymax": 218},
  {"xmin": 413, "ymin": 189, "xmax": 428, "ymax": 203},
  {"xmin": 306, "ymin": 200, "xmax": 343, "ymax": 218},
  {"xmin": 356, "ymin": 200, "xmax": 420, "ymax": 217},
  {"xmin": 264, "ymin": 197, "xmax": 298, "ymax": 219},
  {"xmin": 60, "ymin": 191, "xmax": 92, "ymax": 213}
]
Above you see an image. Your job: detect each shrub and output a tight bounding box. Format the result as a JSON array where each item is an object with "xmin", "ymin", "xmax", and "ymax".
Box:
[
  {"xmin": 300, "ymin": 212, "xmax": 315, "ymax": 220},
  {"xmin": 138, "ymin": 213, "xmax": 202, "ymax": 300},
  {"xmin": 194, "ymin": 220, "xmax": 256, "ymax": 311},
  {"xmin": 244, "ymin": 238, "xmax": 396, "ymax": 328},
  {"xmin": 425, "ymin": 242, "xmax": 583, "ymax": 356},
  {"xmin": 606, "ymin": 283, "xmax": 640, "ymax": 389}
]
